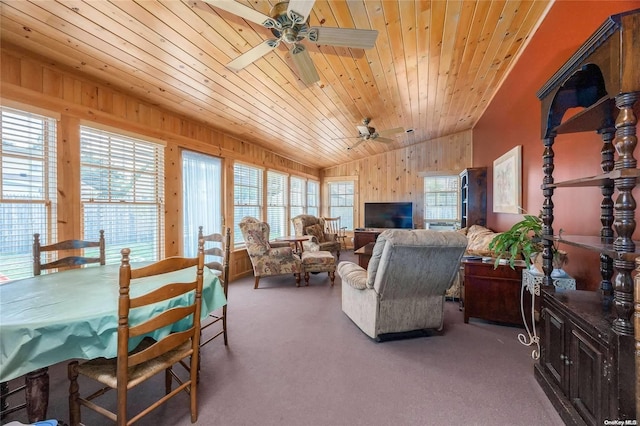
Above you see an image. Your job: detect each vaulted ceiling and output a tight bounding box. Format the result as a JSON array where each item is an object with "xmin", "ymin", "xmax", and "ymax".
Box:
[{"xmin": 0, "ymin": 0, "xmax": 551, "ymax": 169}]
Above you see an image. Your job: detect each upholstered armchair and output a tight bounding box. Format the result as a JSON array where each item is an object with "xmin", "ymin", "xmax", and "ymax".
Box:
[
  {"xmin": 291, "ymin": 214, "xmax": 341, "ymax": 259},
  {"xmin": 337, "ymin": 229, "xmax": 467, "ymax": 340},
  {"xmin": 239, "ymin": 217, "xmax": 302, "ymax": 289}
]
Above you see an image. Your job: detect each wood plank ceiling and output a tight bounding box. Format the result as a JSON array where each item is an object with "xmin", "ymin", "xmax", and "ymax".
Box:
[{"xmin": 0, "ymin": 0, "xmax": 551, "ymax": 169}]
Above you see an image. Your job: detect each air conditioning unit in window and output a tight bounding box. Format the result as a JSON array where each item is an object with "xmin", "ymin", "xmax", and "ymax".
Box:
[{"xmin": 425, "ymin": 222, "xmax": 458, "ymax": 231}]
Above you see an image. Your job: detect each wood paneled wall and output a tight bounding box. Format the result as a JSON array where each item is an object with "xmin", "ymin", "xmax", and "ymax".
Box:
[
  {"xmin": 322, "ymin": 131, "xmax": 473, "ymax": 231},
  {"xmin": 1, "ymin": 46, "xmax": 474, "ymax": 281},
  {"xmin": 0, "ymin": 47, "xmax": 318, "ymax": 281}
]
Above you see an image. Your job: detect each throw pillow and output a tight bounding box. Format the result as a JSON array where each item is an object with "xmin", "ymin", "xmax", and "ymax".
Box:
[{"xmin": 305, "ymin": 224, "xmax": 325, "ymax": 243}]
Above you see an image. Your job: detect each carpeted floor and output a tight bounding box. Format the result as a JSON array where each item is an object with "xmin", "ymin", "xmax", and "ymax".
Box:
[{"xmin": 2, "ymin": 251, "xmax": 563, "ymax": 426}]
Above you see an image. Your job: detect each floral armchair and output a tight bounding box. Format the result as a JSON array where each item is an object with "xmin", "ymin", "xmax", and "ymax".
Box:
[
  {"xmin": 291, "ymin": 214, "xmax": 341, "ymax": 259},
  {"xmin": 239, "ymin": 217, "xmax": 302, "ymax": 289}
]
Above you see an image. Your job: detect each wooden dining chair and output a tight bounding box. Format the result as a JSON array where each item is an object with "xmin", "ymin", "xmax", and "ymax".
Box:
[
  {"xmin": 323, "ymin": 217, "xmax": 348, "ymax": 250},
  {"xmin": 198, "ymin": 226, "xmax": 231, "ymax": 347},
  {"xmin": 33, "ymin": 230, "xmax": 105, "ymax": 275},
  {"xmin": 67, "ymin": 241, "xmax": 205, "ymax": 426}
]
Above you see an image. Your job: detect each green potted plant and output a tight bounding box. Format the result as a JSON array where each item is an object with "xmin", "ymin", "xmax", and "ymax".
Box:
[
  {"xmin": 488, "ymin": 214, "xmax": 543, "ymax": 269},
  {"xmin": 487, "ymin": 213, "xmax": 569, "ymax": 273}
]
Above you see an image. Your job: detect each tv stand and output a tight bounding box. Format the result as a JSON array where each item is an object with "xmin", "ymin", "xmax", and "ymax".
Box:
[{"xmin": 353, "ymin": 229, "xmax": 383, "ymax": 251}]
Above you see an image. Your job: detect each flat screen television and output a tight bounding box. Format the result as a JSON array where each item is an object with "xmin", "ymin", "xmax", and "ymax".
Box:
[{"xmin": 364, "ymin": 202, "xmax": 413, "ymax": 229}]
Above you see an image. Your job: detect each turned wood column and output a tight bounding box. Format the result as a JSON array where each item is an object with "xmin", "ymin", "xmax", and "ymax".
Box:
[
  {"xmin": 600, "ymin": 127, "xmax": 616, "ymax": 309},
  {"xmin": 541, "ymin": 135, "xmax": 555, "ymax": 288},
  {"xmin": 612, "ymin": 92, "xmax": 638, "ymax": 336}
]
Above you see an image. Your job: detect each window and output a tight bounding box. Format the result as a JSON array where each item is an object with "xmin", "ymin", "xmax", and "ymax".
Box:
[
  {"xmin": 0, "ymin": 106, "xmax": 57, "ymax": 281},
  {"xmin": 307, "ymin": 180, "xmax": 319, "ymax": 217},
  {"xmin": 182, "ymin": 151, "xmax": 222, "ymax": 257},
  {"xmin": 233, "ymin": 163, "xmax": 262, "ymax": 247},
  {"xmin": 80, "ymin": 126, "xmax": 165, "ymax": 263},
  {"xmin": 266, "ymin": 170, "xmax": 287, "ymax": 241},
  {"xmin": 290, "ymin": 176, "xmax": 305, "ymax": 232},
  {"xmin": 328, "ymin": 181, "xmax": 354, "ymax": 230},
  {"xmin": 424, "ymin": 175, "xmax": 459, "ymax": 223}
]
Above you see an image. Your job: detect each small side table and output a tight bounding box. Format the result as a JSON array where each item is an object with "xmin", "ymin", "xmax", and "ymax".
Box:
[
  {"xmin": 519, "ymin": 269, "xmax": 576, "ymax": 359},
  {"xmin": 273, "ymin": 235, "xmax": 311, "ymax": 255}
]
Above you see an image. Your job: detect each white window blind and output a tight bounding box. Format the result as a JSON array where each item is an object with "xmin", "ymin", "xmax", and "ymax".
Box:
[
  {"xmin": 290, "ymin": 176, "xmax": 305, "ymax": 234},
  {"xmin": 424, "ymin": 175, "xmax": 459, "ymax": 222},
  {"xmin": 80, "ymin": 126, "xmax": 165, "ymax": 263},
  {"xmin": 0, "ymin": 106, "xmax": 57, "ymax": 281},
  {"xmin": 307, "ymin": 180, "xmax": 319, "ymax": 217},
  {"xmin": 328, "ymin": 181, "xmax": 354, "ymax": 230},
  {"xmin": 267, "ymin": 170, "xmax": 287, "ymax": 241},
  {"xmin": 183, "ymin": 150, "xmax": 222, "ymax": 258},
  {"xmin": 233, "ymin": 163, "xmax": 262, "ymax": 247}
]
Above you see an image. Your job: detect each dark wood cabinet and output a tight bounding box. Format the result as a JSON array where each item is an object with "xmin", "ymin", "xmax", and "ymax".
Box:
[
  {"xmin": 534, "ymin": 10, "xmax": 639, "ymax": 424},
  {"xmin": 353, "ymin": 230, "xmax": 381, "ymax": 251},
  {"xmin": 536, "ymin": 289, "xmax": 613, "ymax": 426},
  {"xmin": 459, "ymin": 167, "xmax": 486, "ymax": 228},
  {"xmin": 462, "ymin": 260, "xmax": 527, "ymax": 326}
]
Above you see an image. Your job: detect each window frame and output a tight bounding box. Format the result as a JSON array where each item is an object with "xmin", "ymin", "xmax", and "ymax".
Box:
[
  {"xmin": 326, "ymin": 180, "xmax": 355, "ymax": 231},
  {"xmin": 233, "ymin": 162, "xmax": 263, "ymax": 248},
  {"xmin": 80, "ymin": 124, "xmax": 166, "ymax": 264},
  {"xmin": 423, "ymin": 174, "xmax": 460, "ymax": 225},
  {"xmin": 0, "ymin": 105, "xmax": 58, "ymax": 281}
]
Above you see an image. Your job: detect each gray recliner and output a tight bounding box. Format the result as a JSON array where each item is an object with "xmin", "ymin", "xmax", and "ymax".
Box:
[{"xmin": 337, "ymin": 229, "xmax": 467, "ymax": 340}]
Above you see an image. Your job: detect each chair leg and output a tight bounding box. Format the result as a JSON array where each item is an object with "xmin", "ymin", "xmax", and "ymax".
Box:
[
  {"xmin": 304, "ymin": 272, "xmax": 310, "ymax": 286},
  {"xmin": 336, "ymin": 249, "xmax": 340, "ymax": 260},
  {"xmin": 254, "ymin": 276, "xmax": 260, "ymax": 289},
  {"xmin": 222, "ymin": 305, "xmax": 228, "ymax": 346},
  {"xmin": 165, "ymin": 368, "xmax": 172, "ymax": 394},
  {"xmin": 329, "ymin": 271, "xmax": 335, "ymax": 287},
  {"xmin": 68, "ymin": 362, "xmax": 81, "ymax": 426}
]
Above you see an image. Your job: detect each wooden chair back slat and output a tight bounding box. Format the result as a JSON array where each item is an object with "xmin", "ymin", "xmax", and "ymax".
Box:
[
  {"xmin": 129, "ymin": 305, "xmax": 196, "ymax": 338},
  {"xmin": 130, "ymin": 256, "xmax": 198, "ymax": 279},
  {"xmin": 33, "ymin": 230, "xmax": 105, "ymax": 275},
  {"xmin": 128, "ymin": 329, "xmax": 195, "ymax": 367},
  {"xmin": 130, "ymin": 282, "xmax": 197, "ymax": 309}
]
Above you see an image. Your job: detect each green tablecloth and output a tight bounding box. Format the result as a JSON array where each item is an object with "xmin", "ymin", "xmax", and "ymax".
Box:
[{"xmin": 0, "ymin": 264, "xmax": 226, "ymax": 382}]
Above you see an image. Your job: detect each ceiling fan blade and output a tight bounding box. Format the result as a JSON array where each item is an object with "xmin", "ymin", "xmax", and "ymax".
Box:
[
  {"xmin": 227, "ymin": 39, "xmax": 280, "ymax": 72},
  {"xmin": 287, "ymin": 0, "xmax": 315, "ymax": 24},
  {"xmin": 201, "ymin": 0, "xmax": 278, "ymax": 28},
  {"xmin": 290, "ymin": 44, "xmax": 320, "ymax": 85},
  {"xmin": 377, "ymin": 127, "xmax": 405, "ymax": 137},
  {"xmin": 308, "ymin": 27, "xmax": 378, "ymax": 49},
  {"xmin": 373, "ymin": 137, "xmax": 394, "ymax": 143},
  {"xmin": 347, "ymin": 138, "xmax": 365, "ymax": 150}
]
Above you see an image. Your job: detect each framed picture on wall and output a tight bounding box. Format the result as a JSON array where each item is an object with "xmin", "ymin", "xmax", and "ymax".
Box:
[{"xmin": 492, "ymin": 145, "xmax": 522, "ymax": 214}]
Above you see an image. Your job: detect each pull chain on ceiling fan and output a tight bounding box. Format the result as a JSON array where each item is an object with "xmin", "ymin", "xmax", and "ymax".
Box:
[{"xmin": 201, "ymin": 0, "xmax": 378, "ymax": 84}]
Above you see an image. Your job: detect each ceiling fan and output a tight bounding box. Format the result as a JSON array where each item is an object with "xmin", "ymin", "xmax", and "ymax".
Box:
[
  {"xmin": 200, "ymin": 0, "xmax": 378, "ymax": 84},
  {"xmin": 345, "ymin": 118, "xmax": 405, "ymax": 150}
]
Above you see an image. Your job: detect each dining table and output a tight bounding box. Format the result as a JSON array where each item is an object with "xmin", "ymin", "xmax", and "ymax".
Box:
[{"xmin": 0, "ymin": 263, "xmax": 226, "ymax": 422}]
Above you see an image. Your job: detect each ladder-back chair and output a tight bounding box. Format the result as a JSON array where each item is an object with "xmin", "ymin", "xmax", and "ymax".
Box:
[
  {"xmin": 322, "ymin": 217, "xmax": 347, "ymax": 250},
  {"xmin": 33, "ymin": 231, "xmax": 105, "ymax": 275},
  {"xmin": 198, "ymin": 226, "xmax": 231, "ymax": 347},
  {"xmin": 68, "ymin": 242, "xmax": 205, "ymax": 426}
]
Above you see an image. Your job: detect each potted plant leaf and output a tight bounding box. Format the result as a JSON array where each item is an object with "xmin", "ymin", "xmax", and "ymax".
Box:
[
  {"xmin": 487, "ymin": 213, "xmax": 567, "ymax": 273},
  {"xmin": 488, "ymin": 214, "xmax": 542, "ymax": 269}
]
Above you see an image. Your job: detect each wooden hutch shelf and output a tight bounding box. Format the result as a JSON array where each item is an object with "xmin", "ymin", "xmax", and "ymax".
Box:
[{"xmin": 534, "ymin": 9, "xmax": 639, "ymax": 425}]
